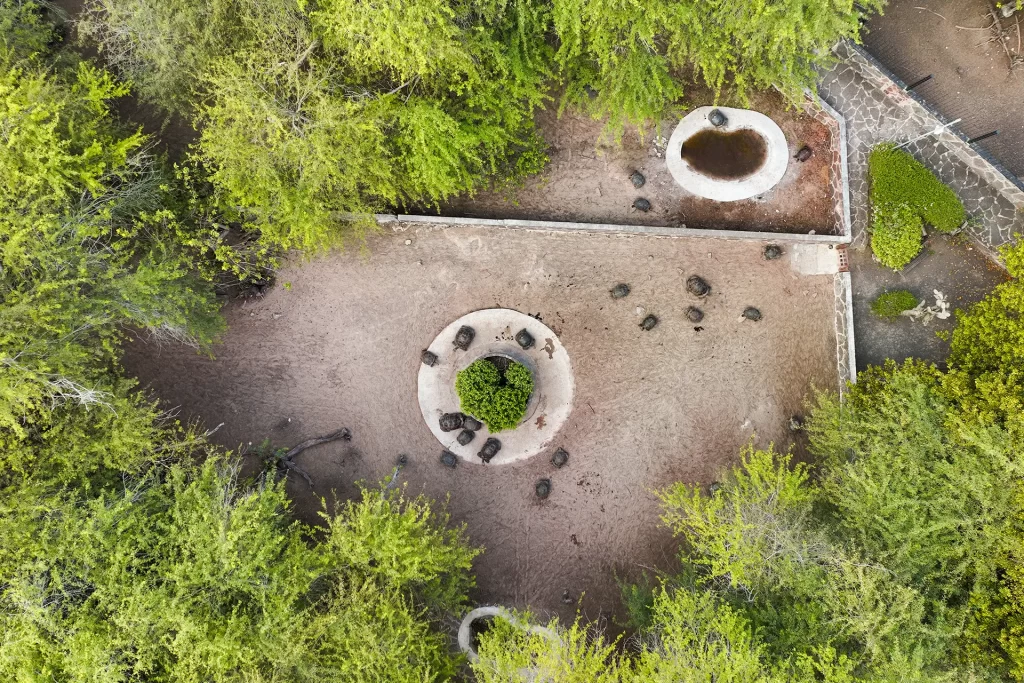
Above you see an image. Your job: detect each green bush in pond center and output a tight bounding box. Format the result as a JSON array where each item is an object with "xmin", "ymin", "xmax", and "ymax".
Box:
[{"xmin": 456, "ymin": 359, "xmax": 534, "ymax": 432}]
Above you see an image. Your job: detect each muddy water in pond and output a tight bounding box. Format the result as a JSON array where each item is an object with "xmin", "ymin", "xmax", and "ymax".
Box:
[{"xmin": 680, "ymin": 128, "xmax": 768, "ymax": 180}]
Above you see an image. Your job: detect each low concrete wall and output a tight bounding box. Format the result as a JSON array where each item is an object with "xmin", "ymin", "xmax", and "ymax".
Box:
[{"xmin": 378, "ymin": 213, "xmax": 852, "ymax": 244}]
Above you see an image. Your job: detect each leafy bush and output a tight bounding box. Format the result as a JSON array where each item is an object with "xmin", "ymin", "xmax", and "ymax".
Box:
[
  {"xmin": 949, "ymin": 241, "xmax": 1024, "ymax": 379},
  {"xmin": 868, "ymin": 144, "xmax": 965, "ymax": 270},
  {"xmin": 456, "ymin": 359, "xmax": 534, "ymax": 432},
  {"xmin": 944, "ymin": 240, "xmax": 1024, "ymax": 436},
  {"xmin": 870, "ymin": 202, "xmax": 924, "ymax": 270},
  {"xmin": 870, "ymin": 145, "xmax": 965, "ymax": 233},
  {"xmin": 871, "ymin": 289, "xmax": 919, "ymax": 320},
  {"xmin": 869, "ymin": 144, "xmax": 965, "ymax": 267}
]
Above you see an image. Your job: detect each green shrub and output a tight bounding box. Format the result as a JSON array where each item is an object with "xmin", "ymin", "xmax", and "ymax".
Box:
[
  {"xmin": 871, "ymin": 290, "xmax": 919, "ymax": 320},
  {"xmin": 869, "ymin": 144, "xmax": 965, "ymax": 233},
  {"xmin": 870, "ymin": 202, "xmax": 924, "ymax": 270},
  {"xmin": 455, "ymin": 359, "xmax": 534, "ymax": 432},
  {"xmin": 868, "ymin": 144, "xmax": 965, "ymax": 271}
]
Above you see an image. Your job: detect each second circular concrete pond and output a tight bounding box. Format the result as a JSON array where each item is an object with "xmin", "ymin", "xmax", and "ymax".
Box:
[
  {"xmin": 418, "ymin": 309, "xmax": 574, "ymax": 465},
  {"xmin": 666, "ymin": 106, "xmax": 789, "ymax": 202}
]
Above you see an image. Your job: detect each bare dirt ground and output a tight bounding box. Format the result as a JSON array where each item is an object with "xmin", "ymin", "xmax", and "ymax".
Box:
[
  {"xmin": 122, "ymin": 225, "xmax": 839, "ymax": 628},
  {"xmin": 863, "ymin": 0, "xmax": 1024, "ymax": 178},
  {"xmin": 441, "ymin": 89, "xmax": 838, "ymax": 235},
  {"xmin": 850, "ymin": 235, "xmax": 1009, "ymax": 371}
]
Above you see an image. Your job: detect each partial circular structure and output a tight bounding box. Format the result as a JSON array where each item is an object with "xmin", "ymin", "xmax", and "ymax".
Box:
[
  {"xmin": 458, "ymin": 606, "xmax": 559, "ymax": 665},
  {"xmin": 666, "ymin": 106, "xmax": 789, "ymax": 202},
  {"xmin": 418, "ymin": 309, "xmax": 574, "ymax": 465}
]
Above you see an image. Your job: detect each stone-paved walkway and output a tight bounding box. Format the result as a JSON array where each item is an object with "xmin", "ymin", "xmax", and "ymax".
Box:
[
  {"xmin": 817, "ymin": 41, "xmax": 1021, "ymax": 371},
  {"xmin": 819, "ymin": 41, "xmax": 1024, "ymax": 253}
]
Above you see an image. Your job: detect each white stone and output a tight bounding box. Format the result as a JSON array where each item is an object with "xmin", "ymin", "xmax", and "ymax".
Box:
[
  {"xmin": 666, "ymin": 106, "xmax": 789, "ymax": 202},
  {"xmin": 418, "ymin": 309, "xmax": 575, "ymax": 465}
]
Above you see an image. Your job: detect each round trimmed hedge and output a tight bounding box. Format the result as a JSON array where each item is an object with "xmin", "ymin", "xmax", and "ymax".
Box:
[
  {"xmin": 871, "ymin": 289, "xmax": 919, "ymax": 320},
  {"xmin": 455, "ymin": 359, "xmax": 534, "ymax": 432}
]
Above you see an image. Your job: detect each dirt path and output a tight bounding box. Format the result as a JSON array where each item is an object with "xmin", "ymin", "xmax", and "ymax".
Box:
[
  {"xmin": 122, "ymin": 225, "xmax": 839, "ymax": 627},
  {"xmin": 863, "ymin": 0, "xmax": 1024, "ymax": 178}
]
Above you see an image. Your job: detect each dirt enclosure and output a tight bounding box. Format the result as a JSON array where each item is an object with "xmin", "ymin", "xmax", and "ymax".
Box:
[
  {"xmin": 442, "ymin": 89, "xmax": 840, "ymax": 235},
  {"xmin": 122, "ymin": 224, "xmax": 839, "ymax": 627}
]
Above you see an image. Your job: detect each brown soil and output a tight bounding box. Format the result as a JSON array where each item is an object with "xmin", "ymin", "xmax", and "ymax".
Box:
[
  {"xmin": 441, "ymin": 89, "xmax": 838, "ymax": 235},
  {"xmin": 122, "ymin": 225, "xmax": 839, "ymax": 627},
  {"xmin": 863, "ymin": 0, "xmax": 1024, "ymax": 178}
]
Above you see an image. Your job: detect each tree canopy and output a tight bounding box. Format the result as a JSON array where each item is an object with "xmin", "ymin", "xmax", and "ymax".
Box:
[
  {"xmin": 80, "ymin": 0, "xmax": 883, "ymax": 251},
  {"xmin": 0, "ymin": 9, "xmax": 478, "ymax": 681}
]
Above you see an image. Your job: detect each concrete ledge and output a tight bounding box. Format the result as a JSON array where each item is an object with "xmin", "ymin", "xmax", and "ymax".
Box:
[
  {"xmin": 806, "ymin": 91, "xmax": 853, "ymax": 239},
  {"xmin": 834, "ymin": 271, "xmax": 856, "ymax": 392},
  {"xmin": 379, "ymin": 214, "xmax": 852, "ymax": 244}
]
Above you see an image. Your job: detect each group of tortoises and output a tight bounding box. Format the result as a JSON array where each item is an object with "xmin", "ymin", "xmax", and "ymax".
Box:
[
  {"xmin": 612, "ymin": 243, "xmax": 783, "ymax": 330},
  {"xmin": 425, "ymin": 324, "xmax": 570, "ymax": 500}
]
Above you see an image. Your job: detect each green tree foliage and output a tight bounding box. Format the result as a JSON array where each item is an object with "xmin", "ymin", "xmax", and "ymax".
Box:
[
  {"xmin": 657, "ymin": 444, "xmax": 939, "ymax": 678},
  {"xmin": 803, "ymin": 360, "xmax": 1024, "ymax": 678},
  {"xmin": 658, "ymin": 446, "xmax": 820, "ymax": 598},
  {"xmin": 871, "ymin": 289, "xmax": 918, "ymax": 319},
  {"xmin": 84, "ymin": 0, "xmax": 551, "ymax": 252},
  {"xmin": 473, "ymin": 613, "xmax": 622, "ymax": 683},
  {"xmin": 631, "ymin": 586, "xmax": 773, "ymax": 682},
  {"xmin": 0, "ymin": 0, "xmax": 54, "ymax": 64},
  {"xmin": 944, "ymin": 241, "xmax": 1024, "ymax": 435},
  {"xmin": 456, "ymin": 359, "xmax": 534, "ymax": 432},
  {"xmin": 0, "ymin": 453, "xmax": 479, "ymax": 681},
  {"xmin": 962, "ymin": 493, "xmax": 1024, "ymax": 680},
  {"xmin": 79, "ymin": 0, "xmax": 303, "ymax": 116},
  {"xmin": 553, "ymin": 0, "xmax": 884, "ymax": 134},
  {"xmin": 808, "ymin": 362, "xmax": 1020, "ymax": 605},
  {"xmin": 0, "ymin": 9, "xmax": 222, "ymax": 482}
]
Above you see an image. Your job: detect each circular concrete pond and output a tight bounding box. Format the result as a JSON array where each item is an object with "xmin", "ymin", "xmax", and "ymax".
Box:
[
  {"xmin": 418, "ymin": 309, "xmax": 574, "ymax": 465},
  {"xmin": 666, "ymin": 106, "xmax": 789, "ymax": 202}
]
